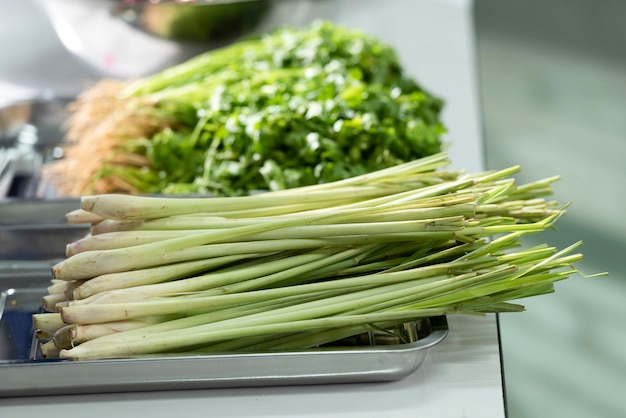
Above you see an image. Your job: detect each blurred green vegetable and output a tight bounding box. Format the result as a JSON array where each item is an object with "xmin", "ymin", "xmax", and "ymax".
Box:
[{"xmin": 55, "ymin": 21, "xmax": 446, "ymax": 197}]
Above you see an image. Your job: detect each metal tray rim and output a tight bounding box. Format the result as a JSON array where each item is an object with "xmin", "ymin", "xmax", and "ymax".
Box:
[
  {"xmin": 0, "ymin": 273, "xmax": 448, "ymax": 397},
  {"xmin": 0, "ymin": 317, "xmax": 447, "ymax": 397}
]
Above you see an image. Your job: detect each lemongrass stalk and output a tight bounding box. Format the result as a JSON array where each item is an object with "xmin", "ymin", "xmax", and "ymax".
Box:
[
  {"xmin": 54, "ymin": 238, "xmax": 332, "ymax": 281},
  {"xmin": 60, "ymin": 308, "xmax": 454, "ymax": 359},
  {"xmin": 89, "ymin": 219, "xmax": 144, "ymax": 235},
  {"xmin": 73, "ymin": 254, "xmax": 250, "ymax": 299},
  {"xmin": 179, "ymin": 217, "xmax": 470, "ymax": 245},
  {"xmin": 56, "ymin": 224, "xmax": 493, "ymax": 282},
  {"xmin": 68, "ymin": 216, "xmax": 467, "ymax": 255},
  {"xmin": 80, "ymin": 186, "xmax": 401, "ymax": 220},
  {"xmin": 42, "ymin": 293, "xmax": 66, "ymax": 312},
  {"xmin": 80, "ymin": 159, "xmax": 560, "ymax": 223},
  {"xmin": 63, "ymin": 280, "xmax": 86, "ymax": 300},
  {"xmin": 90, "ymin": 216, "xmax": 235, "ymax": 235},
  {"xmin": 71, "ymin": 248, "xmax": 345, "ymax": 305},
  {"xmin": 32, "ymin": 313, "xmax": 66, "ymax": 337},
  {"xmin": 67, "ymin": 230, "xmax": 194, "ymax": 255},
  {"xmin": 47, "ymin": 281, "xmax": 67, "ymax": 295},
  {"xmin": 62, "ymin": 289, "xmax": 350, "ymax": 350},
  {"xmin": 68, "ymin": 318, "xmax": 164, "ymax": 344},
  {"xmin": 204, "ymin": 194, "xmax": 470, "ymax": 221},
  {"xmin": 93, "ymin": 203, "xmax": 476, "ymax": 233},
  {"xmin": 112, "ymin": 186, "xmax": 540, "ymax": 231},
  {"xmin": 86, "ymin": 200, "xmax": 359, "ymax": 228},
  {"xmin": 52, "ymin": 324, "xmax": 75, "ymax": 349},
  {"xmin": 65, "ymin": 209, "xmax": 104, "ymax": 224},
  {"xmin": 40, "ymin": 339, "xmax": 59, "ymax": 358}
]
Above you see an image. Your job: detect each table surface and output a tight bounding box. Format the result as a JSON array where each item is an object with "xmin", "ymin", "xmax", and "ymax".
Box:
[{"xmin": 0, "ymin": 315, "xmax": 506, "ymax": 418}]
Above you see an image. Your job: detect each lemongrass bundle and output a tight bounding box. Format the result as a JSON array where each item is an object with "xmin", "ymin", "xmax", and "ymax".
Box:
[{"xmin": 33, "ymin": 153, "xmax": 600, "ymax": 360}]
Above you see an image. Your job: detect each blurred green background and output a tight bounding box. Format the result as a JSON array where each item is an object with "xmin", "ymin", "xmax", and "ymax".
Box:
[{"xmin": 475, "ymin": 0, "xmax": 626, "ymax": 416}]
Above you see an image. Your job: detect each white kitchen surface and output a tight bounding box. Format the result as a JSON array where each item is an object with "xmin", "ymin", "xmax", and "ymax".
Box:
[{"xmin": 0, "ymin": 315, "xmax": 505, "ymax": 418}]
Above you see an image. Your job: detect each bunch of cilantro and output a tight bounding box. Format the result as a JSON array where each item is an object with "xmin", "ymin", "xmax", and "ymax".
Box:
[{"xmin": 121, "ymin": 21, "xmax": 446, "ymax": 196}]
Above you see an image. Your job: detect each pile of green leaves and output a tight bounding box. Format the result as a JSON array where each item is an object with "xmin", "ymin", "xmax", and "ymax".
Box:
[{"xmin": 109, "ymin": 21, "xmax": 447, "ymax": 196}]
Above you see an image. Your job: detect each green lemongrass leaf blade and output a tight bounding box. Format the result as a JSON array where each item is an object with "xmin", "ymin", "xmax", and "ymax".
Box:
[
  {"xmin": 459, "ymin": 301, "xmax": 527, "ymax": 313},
  {"xmin": 506, "ymin": 241, "xmax": 583, "ymax": 282}
]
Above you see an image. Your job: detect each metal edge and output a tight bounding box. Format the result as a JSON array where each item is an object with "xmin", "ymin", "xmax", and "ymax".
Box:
[
  {"xmin": 0, "ymin": 198, "xmax": 80, "ymax": 224},
  {"xmin": 0, "ymin": 316, "xmax": 448, "ymax": 397}
]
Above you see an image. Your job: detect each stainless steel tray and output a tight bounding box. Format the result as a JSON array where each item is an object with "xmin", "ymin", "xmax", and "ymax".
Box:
[{"xmin": 0, "ymin": 263, "xmax": 448, "ymax": 398}]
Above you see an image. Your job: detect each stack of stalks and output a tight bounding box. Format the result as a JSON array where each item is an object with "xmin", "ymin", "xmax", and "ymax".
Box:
[{"xmin": 33, "ymin": 153, "xmax": 589, "ymax": 360}]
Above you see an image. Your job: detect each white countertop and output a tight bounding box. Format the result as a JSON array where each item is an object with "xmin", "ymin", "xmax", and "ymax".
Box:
[{"xmin": 0, "ymin": 315, "xmax": 506, "ymax": 418}]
